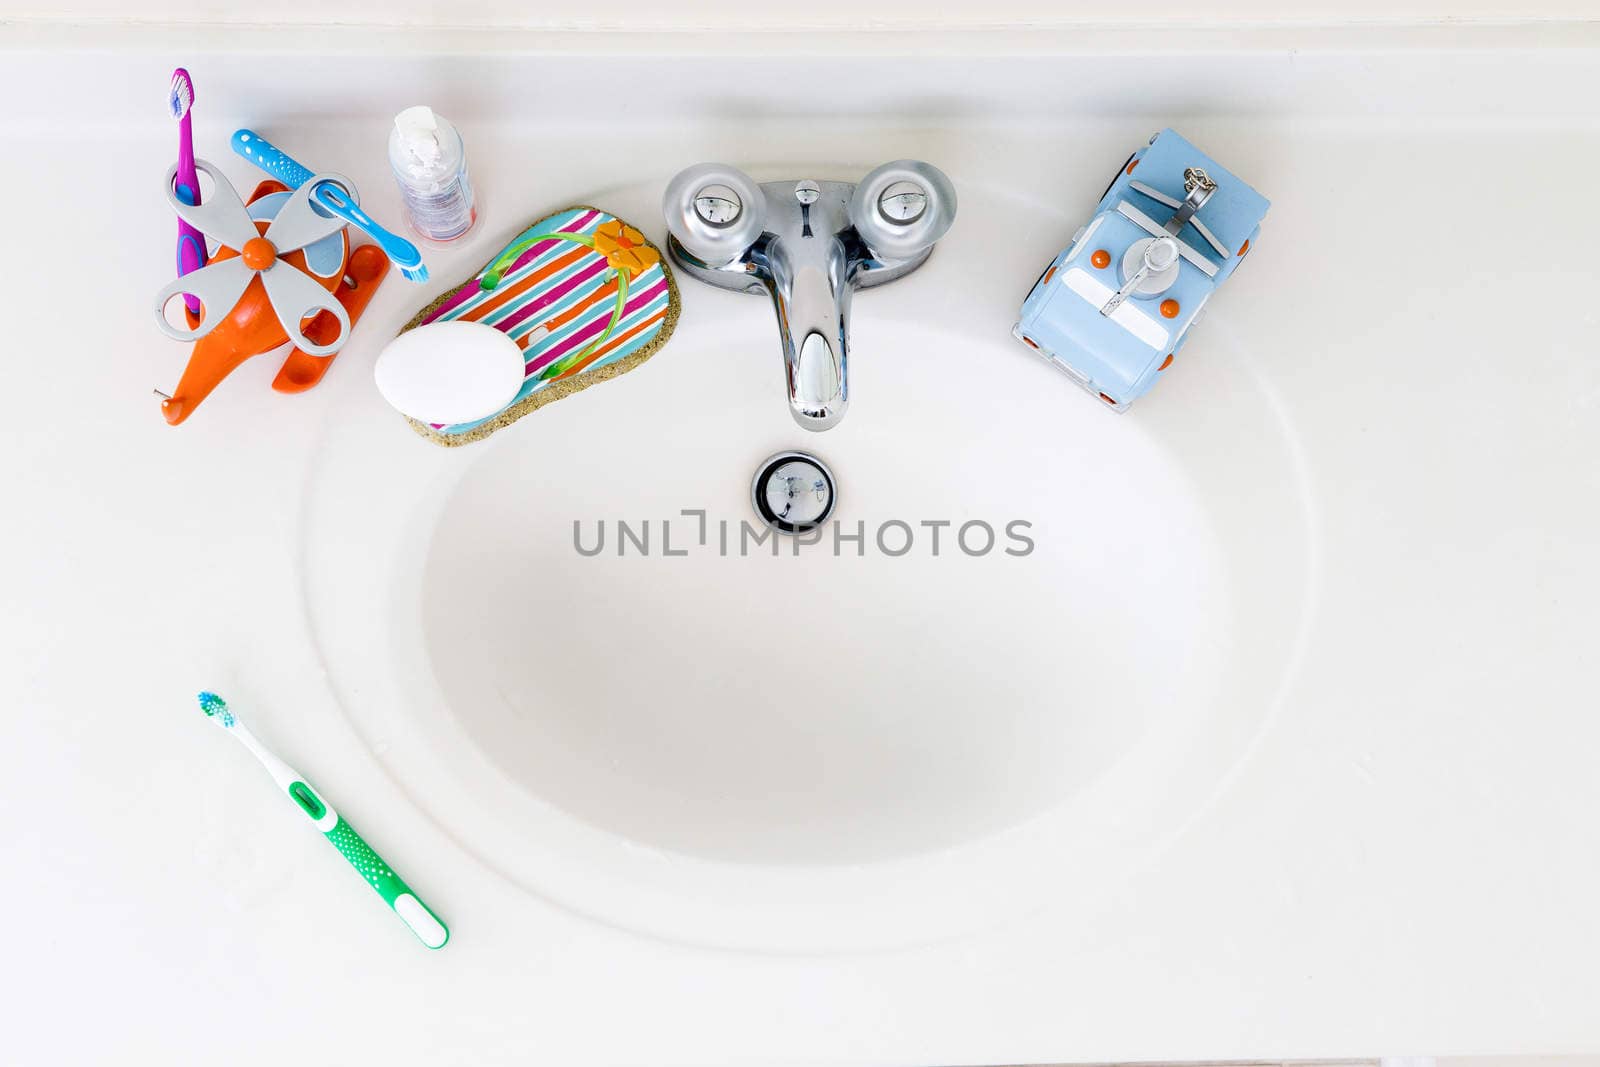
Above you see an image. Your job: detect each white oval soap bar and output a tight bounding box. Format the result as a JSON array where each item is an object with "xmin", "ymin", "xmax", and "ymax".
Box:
[{"xmin": 375, "ymin": 321, "xmax": 525, "ymax": 425}]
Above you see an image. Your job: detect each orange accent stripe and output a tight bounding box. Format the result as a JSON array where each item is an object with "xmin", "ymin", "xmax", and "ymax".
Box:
[
  {"xmin": 1159, "ymin": 354, "xmax": 1174, "ymax": 371},
  {"xmin": 1126, "ymin": 158, "xmax": 1139, "ymax": 175},
  {"xmin": 516, "ymin": 280, "xmax": 622, "ymax": 351},
  {"xmin": 552, "ymin": 309, "xmax": 669, "ymax": 380},
  {"xmin": 462, "ymin": 246, "xmax": 590, "ymax": 323},
  {"xmin": 1042, "ymin": 266, "xmax": 1056, "ymax": 285},
  {"xmin": 1099, "ymin": 392, "xmax": 1117, "ymax": 404},
  {"xmin": 1238, "ymin": 239, "xmax": 1251, "ymax": 257},
  {"xmin": 542, "ymin": 278, "xmax": 620, "ymax": 334}
]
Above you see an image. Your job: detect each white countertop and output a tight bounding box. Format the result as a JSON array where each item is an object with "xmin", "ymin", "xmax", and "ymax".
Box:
[{"xmin": 3, "ymin": 30, "xmax": 1599, "ymax": 1066}]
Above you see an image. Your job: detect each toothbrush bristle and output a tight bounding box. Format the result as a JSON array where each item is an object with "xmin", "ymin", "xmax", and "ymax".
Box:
[
  {"xmin": 168, "ymin": 69, "xmax": 194, "ymax": 120},
  {"xmin": 197, "ymin": 691, "xmax": 235, "ymax": 726}
]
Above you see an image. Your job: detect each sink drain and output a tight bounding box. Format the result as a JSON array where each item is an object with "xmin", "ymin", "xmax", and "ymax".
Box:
[{"xmin": 751, "ymin": 451, "xmax": 837, "ymax": 534}]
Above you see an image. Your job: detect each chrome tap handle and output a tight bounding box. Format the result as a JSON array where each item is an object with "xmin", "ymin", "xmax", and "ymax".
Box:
[
  {"xmin": 848, "ymin": 160, "xmax": 957, "ymax": 261},
  {"xmin": 662, "ymin": 163, "xmax": 767, "ymax": 268}
]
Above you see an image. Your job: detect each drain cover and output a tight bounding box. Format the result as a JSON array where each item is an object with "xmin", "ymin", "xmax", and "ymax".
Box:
[{"xmin": 751, "ymin": 451, "xmax": 837, "ymax": 534}]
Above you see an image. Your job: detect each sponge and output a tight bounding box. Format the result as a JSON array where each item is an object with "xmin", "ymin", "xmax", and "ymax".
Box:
[{"xmin": 394, "ymin": 205, "xmax": 681, "ymax": 446}]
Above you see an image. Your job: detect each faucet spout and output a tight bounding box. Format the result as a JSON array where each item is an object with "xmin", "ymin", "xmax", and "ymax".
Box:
[{"xmin": 769, "ymin": 236, "xmax": 852, "ymax": 431}]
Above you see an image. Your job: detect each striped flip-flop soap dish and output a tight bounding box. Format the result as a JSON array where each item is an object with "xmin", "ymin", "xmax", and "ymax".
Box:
[{"xmin": 396, "ymin": 205, "xmax": 681, "ymax": 446}]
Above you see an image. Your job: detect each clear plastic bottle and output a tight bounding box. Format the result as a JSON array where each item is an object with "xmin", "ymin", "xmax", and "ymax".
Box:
[{"xmin": 387, "ymin": 105, "xmax": 478, "ymax": 243}]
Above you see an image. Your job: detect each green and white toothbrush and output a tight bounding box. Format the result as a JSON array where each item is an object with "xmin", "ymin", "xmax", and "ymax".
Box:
[{"xmin": 198, "ymin": 691, "xmax": 449, "ymax": 949}]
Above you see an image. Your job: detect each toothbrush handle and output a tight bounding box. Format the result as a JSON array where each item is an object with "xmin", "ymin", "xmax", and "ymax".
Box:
[
  {"xmin": 323, "ymin": 816, "xmax": 450, "ymax": 949},
  {"xmin": 240, "ymin": 725, "xmax": 449, "ymax": 950},
  {"xmin": 175, "ymin": 112, "xmax": 207, "ymax": 314},
  {"xmin": 311, "ymin": 181, "xmax": 422, "ymax": 269},
  {"xmin": 231, "ymin": 128, "xmax": 316, "ymax": 189}
]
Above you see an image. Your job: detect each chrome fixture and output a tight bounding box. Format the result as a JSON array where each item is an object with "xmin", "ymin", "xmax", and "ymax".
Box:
[
  {"xmin": 1102, "ymin": 235, "xmax": 1179, "ymax": 316},
  {"xmin": 1128, "ymin": 166, "xmax": 1230, "ymax": 260},
  {"xmin": 1171, "ymin": 167, "xmax": 1218, "ymax": 233},
  {"xmin": 751, "ymin": 451, "xmax": 837, "ymax": 534},
  {"xmin": 663, "ymin": 161, "xmax": 957, "ymax": 432}
]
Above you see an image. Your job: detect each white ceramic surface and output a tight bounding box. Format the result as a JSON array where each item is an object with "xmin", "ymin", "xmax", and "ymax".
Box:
[
  {"xmin": 9, "ymin": 0, "xmax": 1592, "ymax": 27},
  {"xmin": 303, "ymin": 176, "xmax": 1315, "ymax": 951},
  {"xmin": 6, "ymin": 30, "xmax": 1600, "ymax": 1067}
]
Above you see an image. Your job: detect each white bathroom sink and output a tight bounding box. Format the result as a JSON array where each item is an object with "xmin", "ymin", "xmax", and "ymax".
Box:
[
  {"xmin": 302, "ymin": 175, "xmax": 1315, "ymax": 950},
  {"xmin": 9, "ymin": 23, "xmax": 1600, "ymax": 1062}
]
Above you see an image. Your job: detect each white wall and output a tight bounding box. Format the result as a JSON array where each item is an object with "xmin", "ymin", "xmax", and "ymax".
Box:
[{"xmin": 2, "ymin": 0, "xmax": 1595, "ymax": 26}]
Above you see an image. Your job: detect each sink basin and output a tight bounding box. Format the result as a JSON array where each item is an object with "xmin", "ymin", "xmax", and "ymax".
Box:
[{"xmin": 302, "ymin": 175, "xmax": 1315, "ymax": 951}]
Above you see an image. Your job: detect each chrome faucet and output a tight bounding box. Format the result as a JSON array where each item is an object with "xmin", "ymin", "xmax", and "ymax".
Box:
[{"xmin": 663, "ymin": 161, "xmax": 956, "ymax": 431}]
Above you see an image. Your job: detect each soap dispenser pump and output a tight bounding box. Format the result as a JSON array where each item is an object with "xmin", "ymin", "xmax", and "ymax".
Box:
[{"xmin": 387, "ymin": 105, "xmax": 478, "ymax": 243}]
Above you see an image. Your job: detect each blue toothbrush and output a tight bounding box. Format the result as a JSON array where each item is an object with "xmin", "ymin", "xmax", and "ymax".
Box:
[
  {"xmin": 231, "ymin": 129, "xmax": 428, "ymax": 283},
  {"xmin": 307, "ymin": 182, "xmax": 429, "ymax": 283}
]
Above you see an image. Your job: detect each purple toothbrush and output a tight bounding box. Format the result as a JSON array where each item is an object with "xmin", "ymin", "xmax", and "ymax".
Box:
[{"xmin": 168, "ymin": 69, "xmax": 206, "ymax": 317}]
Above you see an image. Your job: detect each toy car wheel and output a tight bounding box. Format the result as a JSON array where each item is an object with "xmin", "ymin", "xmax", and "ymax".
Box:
[
  {"xmin": 1028, "ymin": 258, "xmax": 1055, "ymax": 294},
  {"xmin": 1100, "ymin": 152, "xmax": 1137, "ymax": 201}
]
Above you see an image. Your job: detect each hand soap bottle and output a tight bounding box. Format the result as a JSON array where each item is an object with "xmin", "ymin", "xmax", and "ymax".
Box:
[{"xmin": 388, "ymin": 105, "xmax": 478, "ymax": 243}]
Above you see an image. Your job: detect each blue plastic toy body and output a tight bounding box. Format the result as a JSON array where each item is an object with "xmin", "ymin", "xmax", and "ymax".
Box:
[{"xmin": 1013, "ymin": 129, "xmax": 1269, "ymax": 410}]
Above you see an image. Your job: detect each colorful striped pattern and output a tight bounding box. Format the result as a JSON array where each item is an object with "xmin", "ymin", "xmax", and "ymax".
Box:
[{"xmin": 418, "ymin": 208, "xmax": 675, "ymax": 434}]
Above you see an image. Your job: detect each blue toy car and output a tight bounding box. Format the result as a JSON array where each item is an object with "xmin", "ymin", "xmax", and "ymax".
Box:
[{"xmin": 1013, "ymin": 129, "xmax": 1269, "ymax": 410}]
